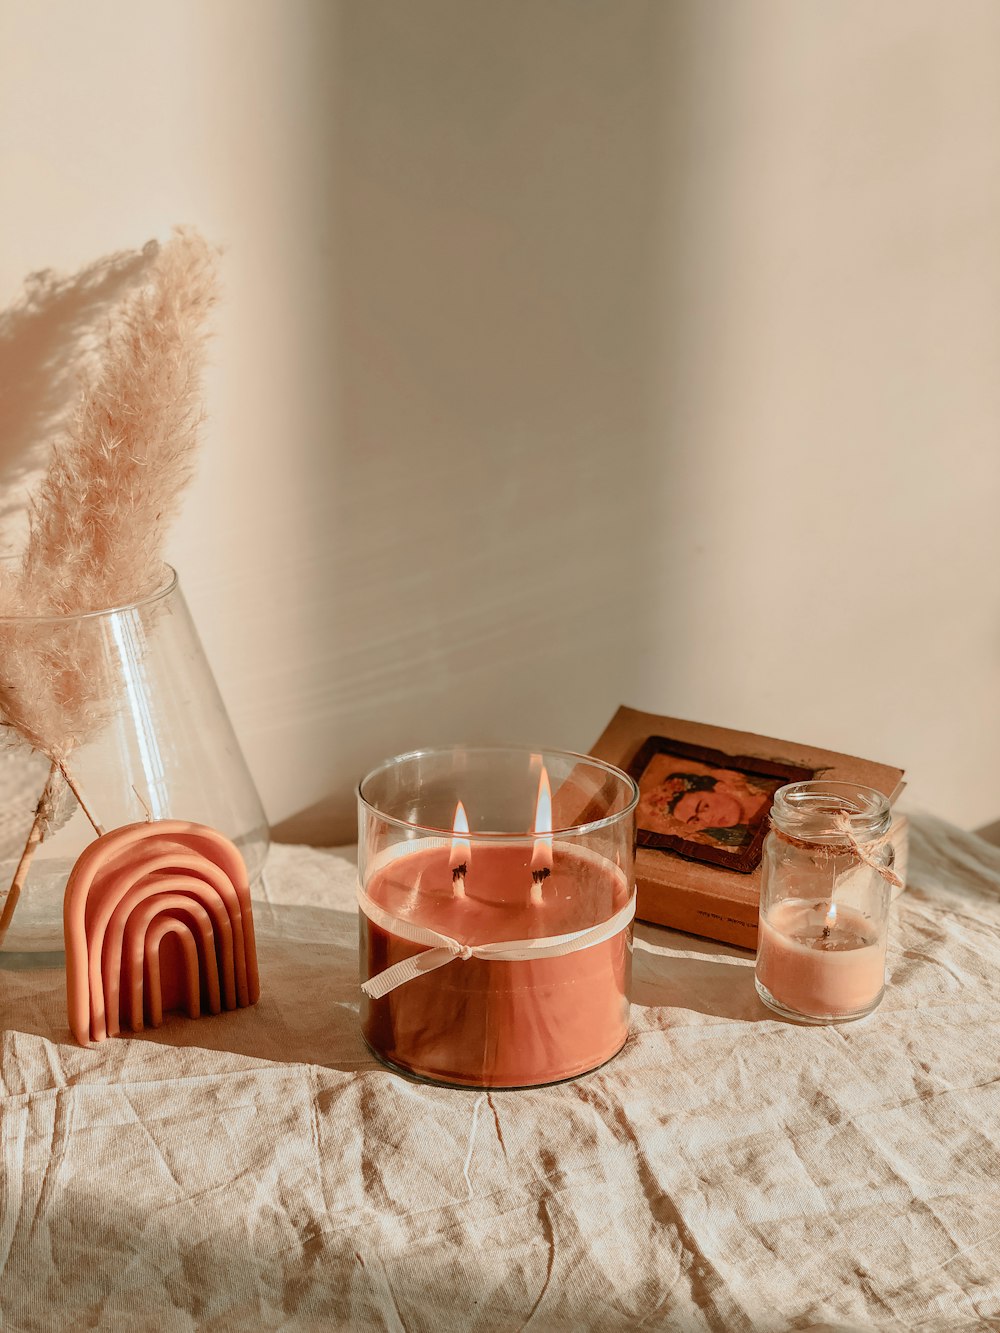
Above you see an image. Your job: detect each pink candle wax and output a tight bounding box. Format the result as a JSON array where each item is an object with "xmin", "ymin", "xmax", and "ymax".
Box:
[
  {"xmin": 361, "ymin": 842, "xmax": 631, "ymax": 1088},
  {"xmin": 755, "ymin": 899, "xmax": 886, "ymax": 1020}
]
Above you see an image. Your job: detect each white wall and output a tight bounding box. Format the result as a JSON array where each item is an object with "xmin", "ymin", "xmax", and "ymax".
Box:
[{"xmin": 1, "ymin": 0, "xmax": 998, "ymax": 842}]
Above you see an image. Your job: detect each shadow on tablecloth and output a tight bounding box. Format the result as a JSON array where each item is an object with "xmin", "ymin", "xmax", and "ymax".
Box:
[{"xmin": 0, "ymin": 901, "xmax": 377, "ymax": 1076}]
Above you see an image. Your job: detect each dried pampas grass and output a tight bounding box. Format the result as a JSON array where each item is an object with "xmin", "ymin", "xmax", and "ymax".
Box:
[
  {"xmin": 0, "ymin": 227, "xmax": 219, "ymax": 942},
  {"xmin": 0, "ymin": 240, "xmax": 151, "ymax": 549},
  {"xmin": 16, "ymin": 228, "xmax": 217, "ymax": 615}
]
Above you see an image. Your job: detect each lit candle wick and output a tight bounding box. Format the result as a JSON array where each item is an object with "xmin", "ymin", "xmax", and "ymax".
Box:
[
  {"xmin": 530, "ymin": 766, "xmax": 553, "ymax": 905},
  {"xmin": 821, "ymin": 899, "xmax": 838, "ymax": 946},
  {"xmin": 450, "ymin": 801, "xmax": 470, "ymax": 899},
  {"xmin": 530, "ymin": 865, "xmax": 551, "ymax": 906}
]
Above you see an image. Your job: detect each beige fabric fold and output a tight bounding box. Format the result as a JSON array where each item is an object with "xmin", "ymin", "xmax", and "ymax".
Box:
[{"xmin": 1, "ymin": 819, "xmax": 999, "ymax": 1331}]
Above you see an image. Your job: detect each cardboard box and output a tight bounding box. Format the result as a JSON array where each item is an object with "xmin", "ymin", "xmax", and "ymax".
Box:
[{"xmin": 589, "ymin": 706, "xmax": 905, "ymax": 950}]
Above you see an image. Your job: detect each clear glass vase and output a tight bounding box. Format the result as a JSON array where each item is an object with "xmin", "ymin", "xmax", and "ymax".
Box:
[{"xmin": 0, "ymin": 567, "xmax": 268, "ymax": 957}]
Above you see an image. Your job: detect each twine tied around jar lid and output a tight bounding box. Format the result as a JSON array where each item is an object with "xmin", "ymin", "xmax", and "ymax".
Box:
[{"xmin": 769, "ymin": 809, "xmax": 903, "ymax": 890}]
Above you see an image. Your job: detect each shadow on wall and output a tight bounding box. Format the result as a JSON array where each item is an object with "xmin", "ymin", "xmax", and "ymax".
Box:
[
  {"xmin": 273, "ymin": 0, "xmax": 705, "ymax": 845},
  {"xmin": 0, "ymin": 246, "xmax": 152, "ymax": 552}
]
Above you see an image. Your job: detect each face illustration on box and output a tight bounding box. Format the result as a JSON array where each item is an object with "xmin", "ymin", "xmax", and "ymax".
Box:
[
  {"xmin": 637, "ymin": 756, "xmax": 779, "ymax": 852},
  {"xmin": 626, "ymin": 733, "xmax": 815, "ymax": 872},
  {"xmin": 671, "ymin": 785, "xmax": 744, "ymax": 831}
]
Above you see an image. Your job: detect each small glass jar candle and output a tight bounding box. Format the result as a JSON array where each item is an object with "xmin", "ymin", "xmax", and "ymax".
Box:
[
  {"xmin": 357, "ymin": 746, "xmax": 638, "ymax": 1088},
  {"xmin": 755, "ymin": 781, "xmax": 898, "ymax": 1024}
]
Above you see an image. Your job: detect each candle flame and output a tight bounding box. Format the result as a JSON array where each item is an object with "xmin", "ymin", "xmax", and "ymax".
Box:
[
  {"xmin": 451, "ymin": 800, "xmax": 470, "ymax": 897},
  {"xmin": 534, "ymin": 767, "xmax": 552, "ymax": 838},
  {"xmin": 453, "ymin": 800, "xmax": 470, "ymax": 839},
  {"xmin": 530, "ymin": 767, "xmax": 553, "ymax": 903},
  {"xmin": 822, "ymin": 900, "xmax": 837, "ymax": 940}
]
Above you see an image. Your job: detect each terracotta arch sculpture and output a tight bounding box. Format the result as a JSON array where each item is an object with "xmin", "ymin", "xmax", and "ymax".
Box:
[{"xmin": 64, "ymin": 820, "xmax": 260, "ymax": 1046}]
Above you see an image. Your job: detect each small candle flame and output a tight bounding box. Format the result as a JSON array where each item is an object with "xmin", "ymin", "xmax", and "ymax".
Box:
[
  {"xmin": 451, "ymin": 800, "xmax": 470, "ymax": 898},
  {"xmin": 822, "ymin": 900, "xmax": 838, "ymax": 940},
  {"xmin": 530, "ymin": 766, "xmax": 553, "ymax": 904}
]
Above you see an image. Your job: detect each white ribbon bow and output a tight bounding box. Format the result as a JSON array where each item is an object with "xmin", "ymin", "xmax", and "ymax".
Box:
[{"xmin": 358, "ymin": 883, "xmax": 637, "ymax": 1000}]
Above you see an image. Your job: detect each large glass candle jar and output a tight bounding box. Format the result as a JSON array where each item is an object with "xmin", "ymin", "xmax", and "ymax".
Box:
[
  {"xmin": 357, "ymin": 746, "xmax": 639, "ymax": 1088},
  {"xmin": 755, "ymin": 781, "xmax": 898, "ymax": 1024}
]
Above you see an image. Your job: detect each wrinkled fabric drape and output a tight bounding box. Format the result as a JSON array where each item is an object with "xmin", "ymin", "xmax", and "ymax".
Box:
[{"xmin": 2, "ymin": 818, "xmax": 998, "ymax": 1331}]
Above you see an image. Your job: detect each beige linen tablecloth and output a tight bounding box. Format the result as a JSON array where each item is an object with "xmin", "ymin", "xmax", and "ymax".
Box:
[{"xmin": 1, "ymin": 816, "xmax": 999, "ymax": 1332}]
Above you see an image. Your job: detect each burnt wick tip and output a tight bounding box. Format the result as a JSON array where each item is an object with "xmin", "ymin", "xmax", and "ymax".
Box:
[
  {"xmin": 531, "ymin": 867, "xmax": 551, "ymax": 886},
  {"xmin": 452, "ymin": 863, "xmax": 467, "ymax": 883}
]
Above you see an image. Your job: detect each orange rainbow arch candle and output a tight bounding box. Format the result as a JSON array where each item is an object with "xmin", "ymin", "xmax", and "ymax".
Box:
[
  {"xmin": 115, "ymin": 893, "xmax": 225, "ymax": 1036},
  {"xmin": 64, "ymin": 820, "xmax": 259, "ymax": 1046}
]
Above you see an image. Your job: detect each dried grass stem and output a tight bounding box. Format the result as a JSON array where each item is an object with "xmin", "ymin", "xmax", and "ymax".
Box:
[{"xmin": 0, "ymin": 759, "xmax": 61, "ymax": 946}]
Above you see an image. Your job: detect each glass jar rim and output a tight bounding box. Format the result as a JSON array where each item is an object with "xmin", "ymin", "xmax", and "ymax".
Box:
[
  {"xmin": 0, "ymin": 558, "xmax": 177, "ymax": 624},
  {"xmin": 358, "ymin": 744, "xmax": 640, "ymax": 841},
  {"xmin": 770, "ymin": 780, "xmax": 891, "ymax": 840}
]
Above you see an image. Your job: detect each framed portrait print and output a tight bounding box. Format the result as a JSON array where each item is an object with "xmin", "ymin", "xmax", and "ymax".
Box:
[
  {"xmin": 627, "ymin": 735, "xmax": 814, "ymax": 873},
  {"xmin": 590, "ymin": 706, "xmax": 906, "ymax": 947}
]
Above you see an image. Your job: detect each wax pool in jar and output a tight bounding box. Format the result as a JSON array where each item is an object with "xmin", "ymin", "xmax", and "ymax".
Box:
[
  {"xmin": 360, "ymin": 841, "xmax": 632, "ymax": 1088},
  {"xmin": 755, "ymin": 898, "xmax": 886, "ymax": 1021}
]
